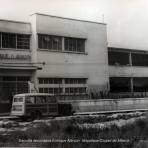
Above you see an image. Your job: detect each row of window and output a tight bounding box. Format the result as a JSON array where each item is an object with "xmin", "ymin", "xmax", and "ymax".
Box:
[
  {"xmin": 0, "ymin": 76, "xmax": 30, "ymax": 82},
  {"xmin": 38, "ymin": 78, "xmax": 87, "ymax": 84},
  {"xmin": 110, "ymin": 77, "xmax": 148, "ymax": 92},
  {"xmin": 108, "ymin": 50, "xmax": 148, "ymax": 67},
  {"xmin": 39, "ymin": 87, "xmax": 87, "ymax": 94},
  {"xmin": 38, "ymin": 34, "xmax": 85, "ymax": 53},
  {"xmin": 65, "ymin": 78, "xmax": 87, "ymax": 84},
  {"xmin": 25, "ymin": 96, "xmax": 56, "ymax": 104},
  {"xmin": 38, "ymin": 78, "xmax": 87, "ymax": 94},
  {"xmin": 0, "ymin": 33, "xmax": 30, "ymax": 49},
  {"xmin": 0, "ymin": 32, "xmax": 85, "ymax": 53},
  {"xmin": 65, "ymin": 87, "xmax": 86, "ymax": 94},
  {"xmin": 39, "ymin": 78, "xmax": 62, "ymax": 84},
  {"xmin": 39, "ymin": 88, "xmax": 62, "ymax": 94}
]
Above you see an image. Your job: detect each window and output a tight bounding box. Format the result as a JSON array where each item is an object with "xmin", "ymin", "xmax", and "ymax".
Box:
[
  {"xmin": 65, "ymin": 78, "xmax": 87, "ymax": 84},
  {"xmin": 0, "ymin": 33, "xmax": 30, "ymax": 49},
  {"xmin": 36, "ymin": 96, "xmax": 46, "ymax": 104},
  {"xmin": 38, "ymin": 78, "xmax": 62, "ymax": 84},
  {"xmin": 65, "ymin": 37, "xmax": 85, "ymax": 52},
  {"xmin": 39, "ymin": 88, "xmax": 62, "ymax": 94},
  {"xmin": 14, "ymin": 97, "xmax": 23, "ymax": 102},
  {"xmin": 108, "ymin": 51, "xmax": 130, "ymax": 66},
  {"xmin": 38, "ymin": 34, "xmax": 62, "ymax": 51},
  {"xmin": 17, "ymin": 34, "xmax": 30, "ymax": 49},
  {"xmin": 38, "ymin": 34, "xmax": 85, "ymax": 53},
  {"xmin": 38, "ymin": 78, "xmax": 87, "ymax": 95},
  {"xmin": 46, "ymin": 96, "xmax": 56, "ymax": 103},
  {"xmin": 132, "ymin": 53, "xmax": 148, "ymax": 66},
  {"xmin": 26, "ymin": 96, "xmax": 35, "ymax": 104},
  {"xmin": 133, "ymin": 77, "xmax": 148, "ymax": 92},
  {"xmin": 65, "ymin": 87, "xmax": 86, "ymax": 94},
  {"xmin": 2, "ymin": 33, "xmax": 16, "ymax": 48},
  {"xmin": 110, "ymin": 77, "xmax": 131, "ymax": 92}
]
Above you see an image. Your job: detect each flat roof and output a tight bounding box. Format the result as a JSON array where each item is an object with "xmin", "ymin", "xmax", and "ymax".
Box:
[
  {"xmin": 31, "ymin": 13, "xmax": 106, "ymax": 25},
  {"xmin": 108, "ymin": 47, "xmax": 148, "ymax": 54},
  {"xmin": 0, "ymin": 19, "xmax": 30, "ymax": 25}
]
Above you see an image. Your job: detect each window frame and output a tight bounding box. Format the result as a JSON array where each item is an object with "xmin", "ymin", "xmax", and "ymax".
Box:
[
  {"xmin": 64, "ymin": 37, "xmax": 85, "ymax": 53},
  {"xmin": 38, "ymin": 77, "xmax": 87, "ymax": 95},
  {"xmin": 38, "ymin": 34, "xmax": 62, "ymax": 51},
  {"xmin": 38, "ymin": 34, "xmax": 86, "ymax": 54},
  {"xmin": 0, "ymin": 32, "xmax": 30, "ymax": 50}
]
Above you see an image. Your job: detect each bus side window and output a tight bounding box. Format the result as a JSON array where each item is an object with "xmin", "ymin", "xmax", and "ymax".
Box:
[
  {"xmin": 26, "ymin": 96, "xmax": 35, "ymax": 104},
  {"xmin": 46, "ymin": 96, "xmax": 56, "ymax": 103},
  {"xmin": 36, "ymin": 96, "xmax": 47, "ymax": 104}
]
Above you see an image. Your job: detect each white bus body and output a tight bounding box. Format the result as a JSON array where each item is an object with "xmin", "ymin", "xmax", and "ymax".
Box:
[{"xmin": 11, "ymin": 93, "xmax": 58, "ymax": 118}]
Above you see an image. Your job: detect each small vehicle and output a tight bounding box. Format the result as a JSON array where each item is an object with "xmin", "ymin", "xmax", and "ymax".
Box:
[{"xmin": 11, "ymin": 93, "xmax": 58, "ymax": 119}]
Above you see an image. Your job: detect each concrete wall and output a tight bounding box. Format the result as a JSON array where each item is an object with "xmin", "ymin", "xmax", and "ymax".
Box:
[
  {"xmin": 31, "ymin": 13, "xmax": 109, "ymax": 91},
  {"xmin": 0, "ymin": 20, "xmax": 31, "ymax": 34},
  {"xmin": 109, "ymin": 66, "xmax": 148, "ymax": 77},
  {"xmin": 66, "ymin": 98, "xmax": 148, "ymax": 113}
]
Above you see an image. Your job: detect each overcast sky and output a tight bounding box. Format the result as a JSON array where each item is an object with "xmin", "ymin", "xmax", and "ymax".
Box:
[{"xmin": 0, "ymin": 0, "xmax": 147, "ymax": 50}]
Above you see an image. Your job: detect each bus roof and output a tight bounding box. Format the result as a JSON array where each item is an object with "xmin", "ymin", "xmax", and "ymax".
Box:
[{"xmin": 14, "ymin": 93, "xmax": 54, "ymax": 97}]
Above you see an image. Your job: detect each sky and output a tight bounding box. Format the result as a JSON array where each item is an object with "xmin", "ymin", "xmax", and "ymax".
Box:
[{"xmin": 0, "ymin": 0, "xmax": 148, "ymax": 50}]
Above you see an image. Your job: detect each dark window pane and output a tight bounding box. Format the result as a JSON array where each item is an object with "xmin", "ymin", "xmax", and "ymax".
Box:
[
  {"xmin": 133, "ymin": 77, "xmax": 148, "ymax": 92},
  {"xmin": 48, "ymin": 88, "xmax": 53, "ymax": 94},
  {"xmin": 108, "ymin": 51, "xmax": 129, "ymax": 66},
  {"xmin": 39, "ymin": 78, "xmax": 44, "ymax": 84},
  {"xmin": 132, "ymin": 53, "xmax": 148, "ymax": 66},
  {"xmin": 77, "ymin": 39, "xmax": 85, "ymax": 52},
  {"xmin": 110, "ymin": 77, "xmax": 131, "ymax": 92},
  {"xmin": 17, "ymin": 77, "xmax": 30, "ymax": 81},
  {"xmin": 65, "ymin": 88, "xmax": 69, "ymax": 93},
  {"xmin": 39, "ymin": 88, "xmax": 44, "ymax": 93},
  {"xmin": 44, "ymin": 88, "xmax": 48, "ymax": 93},
  {"xmin": 2, "ymin": 33, "xmax": 16, "ymax": 48},
  {"xmin": 3, "ymin": 76, "xmax": 16, "ymax": 81}
]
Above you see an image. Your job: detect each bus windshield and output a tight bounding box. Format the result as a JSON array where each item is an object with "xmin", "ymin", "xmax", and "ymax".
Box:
[{"xmin": 13, "ymin": 97, "xmax": 24, "ymax": 102}]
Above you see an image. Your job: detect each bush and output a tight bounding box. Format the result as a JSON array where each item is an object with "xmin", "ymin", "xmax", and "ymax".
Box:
[{"xmin": 2, "ymin": 115, "xmax": 148, "ymax": 148}]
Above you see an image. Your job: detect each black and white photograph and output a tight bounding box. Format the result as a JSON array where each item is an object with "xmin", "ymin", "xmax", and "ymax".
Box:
[{"xmin": 0, "ymin": 0, "xmax": 148, "ymax": 147}]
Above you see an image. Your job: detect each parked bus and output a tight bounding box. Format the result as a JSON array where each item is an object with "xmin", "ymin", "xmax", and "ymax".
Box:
[{"xmin": 11, "ymin": 93, "xmax": 58, "ymax": 119}]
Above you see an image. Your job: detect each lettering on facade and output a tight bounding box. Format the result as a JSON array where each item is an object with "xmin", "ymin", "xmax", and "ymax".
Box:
[{"xmin": 0, "ymin": 53, "xmax": 31, "ymax": 60}]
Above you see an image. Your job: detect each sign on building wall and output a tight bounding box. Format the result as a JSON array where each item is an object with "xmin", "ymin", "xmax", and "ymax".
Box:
[{"xmin": 0, "ymin": 53, "xmax": 31, "ymax": 60}]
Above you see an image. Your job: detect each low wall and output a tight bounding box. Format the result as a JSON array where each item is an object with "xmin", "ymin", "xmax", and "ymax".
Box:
[{"xmin": 62, "ymin": 98, "xmax": 148, "ymax": 113}]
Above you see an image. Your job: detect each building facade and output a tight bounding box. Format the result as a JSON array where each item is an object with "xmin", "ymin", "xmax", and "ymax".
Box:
[{"xmin": 0, "ymin": 13, "xmax": 109, "ymax": 102}]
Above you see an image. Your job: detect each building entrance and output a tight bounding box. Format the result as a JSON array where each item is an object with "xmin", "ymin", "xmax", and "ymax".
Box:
[{"xmin": 0, "ymin": 76, "xmax": 30, "ymax": 103}]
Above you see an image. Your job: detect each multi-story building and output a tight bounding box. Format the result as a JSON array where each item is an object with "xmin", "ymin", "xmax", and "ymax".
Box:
[
  {"xmin": 108, "ymin": 47, "xmax": 148, "ymax": 93},
  {"xmin": 0, "ymin": 13, "xmax": 109, "ymax": 102}
]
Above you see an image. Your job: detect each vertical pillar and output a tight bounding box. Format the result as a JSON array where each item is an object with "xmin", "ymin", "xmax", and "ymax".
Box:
[
  {"xmin": 129, "ymin": 52, "xmax": 132, "ymax": 66},
  {"xmin": 130, "ymin": 77, "xmax": 133, "ymax": 93},
  {"xmin": 62, "ymin": 37, "xmax": 64, "ymax": 51},
  {"xmin": 62, "ymin": 78, "xmax": 65, "ymax": 94}
]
